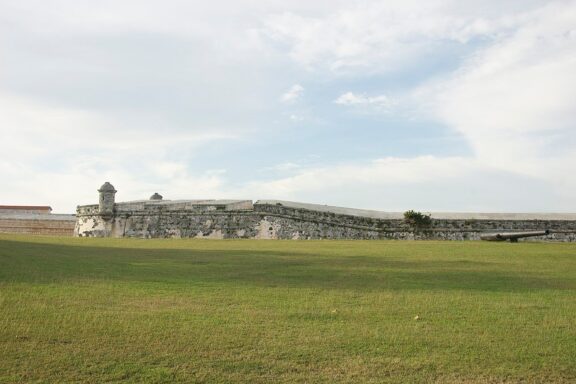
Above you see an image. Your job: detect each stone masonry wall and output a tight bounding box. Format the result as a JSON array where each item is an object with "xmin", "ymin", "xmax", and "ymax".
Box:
[
  {"xmin": 0, "ymin": 217, "xmax": 76, "ymax": 236},
  {"xmin": 75, "ymin": 202, "xmax": 576, "ymax": 241},
  {"xmin": 256, "ymin": 204, "xmax": 576, "ymax": 241}
]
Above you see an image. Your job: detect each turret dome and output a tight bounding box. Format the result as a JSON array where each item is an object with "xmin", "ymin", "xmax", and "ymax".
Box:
[
  {"xmin": 150, "ymin": 193, "xmax": 163, "ymax": 201},
  {"xmin": 98, "ymin": 182, "xmax": 116, "ymax": 193}
]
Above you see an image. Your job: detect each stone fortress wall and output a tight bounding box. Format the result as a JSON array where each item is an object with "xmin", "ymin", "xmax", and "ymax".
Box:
[{"xmin": 74, "ymin": 183, "xmax": 576, "ymax": 242}]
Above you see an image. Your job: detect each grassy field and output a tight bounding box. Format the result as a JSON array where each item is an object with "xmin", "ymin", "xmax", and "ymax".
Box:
[{"xmin": 0, "ymin": 235, "xmax": 575, "ymax": 383}]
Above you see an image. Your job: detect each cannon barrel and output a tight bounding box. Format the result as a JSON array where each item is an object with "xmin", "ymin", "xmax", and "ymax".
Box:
[{"xmin": 480, "ymin": 230, "xmax": 549, "ymax": 242}]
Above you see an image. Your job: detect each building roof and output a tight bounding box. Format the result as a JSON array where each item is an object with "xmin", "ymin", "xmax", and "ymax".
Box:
[
  {"xmin": 0, "ymin": 205, "xmax": 52, "ymax": 211},
  {"xmin": 0, "ymin": 213, "xmax": 75, "ymax": 221}
]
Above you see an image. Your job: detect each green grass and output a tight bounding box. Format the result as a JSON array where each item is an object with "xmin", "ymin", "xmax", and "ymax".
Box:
[{"xmin": 0, "ymin": 235, "xmax": 575, "ymax": 383}]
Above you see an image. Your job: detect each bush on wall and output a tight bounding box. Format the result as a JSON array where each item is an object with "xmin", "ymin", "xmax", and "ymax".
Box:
[{"xmin": 403, "ymin": 210, "xmax": 432, "ymax": 227}]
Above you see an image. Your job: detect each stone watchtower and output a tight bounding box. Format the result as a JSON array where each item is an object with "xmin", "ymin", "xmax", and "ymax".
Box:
[
  {"xmin": 150, "ymin": 192, "xmax": 163, "ymax": 201},
  {"xmin": 98, "ymin": 182, "xmax": 116, "ymax": 219}
]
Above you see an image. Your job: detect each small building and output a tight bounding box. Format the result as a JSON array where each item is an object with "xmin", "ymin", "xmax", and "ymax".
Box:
[
  {"xmin": 0, "ymin": 205, "xmax": 53, "ymax": 215},
  {"xmin": 0, "ymin": 205, "xmax": 75, "ymax": 236}
]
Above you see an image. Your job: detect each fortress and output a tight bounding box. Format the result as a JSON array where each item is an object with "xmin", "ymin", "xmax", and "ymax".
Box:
[{"xmin": 74, "ymin": 182, "xmax": 576, "ymax": 241}]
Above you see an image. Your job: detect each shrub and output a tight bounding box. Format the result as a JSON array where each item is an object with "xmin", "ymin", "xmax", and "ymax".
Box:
[{"xmin": 404, "ymin": 210, "xmax": 432, "ymax": 227}]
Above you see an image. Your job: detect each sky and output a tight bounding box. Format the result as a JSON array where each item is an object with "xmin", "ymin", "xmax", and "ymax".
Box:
[{"xmin": 1, "ymin": 0, "xmax": 575, "ymax": 213}]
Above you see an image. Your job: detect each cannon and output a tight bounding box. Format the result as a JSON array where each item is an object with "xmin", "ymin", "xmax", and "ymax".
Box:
[{"xmin": 480, "ymin": 230, "xmax": 549, "ymax": 242}]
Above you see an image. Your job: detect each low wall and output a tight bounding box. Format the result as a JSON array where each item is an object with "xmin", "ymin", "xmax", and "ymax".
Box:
[
  {"xmin": 0, "ymin": 214, "xmax": 76, "ymax": 236},
  {"xmin": 75, "ymin": 202, "xmax": 576, "ymax": 241}
]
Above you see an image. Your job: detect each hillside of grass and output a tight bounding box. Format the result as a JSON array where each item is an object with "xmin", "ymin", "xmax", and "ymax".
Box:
[{"xmin": 1, "ymin": 235, "xmax": 575, "ymax": 383}]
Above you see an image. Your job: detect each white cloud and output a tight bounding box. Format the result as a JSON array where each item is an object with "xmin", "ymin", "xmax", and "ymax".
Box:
[
  {"xmin": 0, "ymin": 162, "xmax": 232, "ymax": 213},
  {"xmin": 0, "ymin": 92, "xmax": 239, "ymax": 212},
  {"xmin": 335, "ymin": 92, "xmax": 397, "ymax": 112},
  {"xmin": 260, "ymin": 1, "xmax": 538, "ymax": 73},
  {"xmin": 415, "ymin": 2, "xmax": 576, "ymax": 181},
  {"xmin": 240, "ymin": 155, "xmax": 568, "ymax": 212},
  {"xmin": 281, "ymin": 84, "xmax": 304, "ymax": 103},
  {"xmin": 264, "ymin": 162, "xmax": 302, "ymax": 172},
  {"xmin": 248, "ymin": 156, "xmax": 473, "ymax": 196},
  {"xmin": 1, "ymin": 0, "xmax": 575, "ymax": 213},
  {"xmin": 289, "ymin": 114, "xmax": 303, "ymax": 121},
  {"xmin": 0, "ymin": 92, "xmax": 238, "ymax": 159}
]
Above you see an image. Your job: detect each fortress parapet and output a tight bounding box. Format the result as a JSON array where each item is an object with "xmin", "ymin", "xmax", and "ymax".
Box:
[{"xmin": 75, "ymin": 183, "xmax": 576, "ymax": 241}]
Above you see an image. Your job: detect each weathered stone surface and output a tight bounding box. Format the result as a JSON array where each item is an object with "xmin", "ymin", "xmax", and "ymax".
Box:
[{"xmin": 74, "ymin": 186, "xmax": 576, "ymax": 241}]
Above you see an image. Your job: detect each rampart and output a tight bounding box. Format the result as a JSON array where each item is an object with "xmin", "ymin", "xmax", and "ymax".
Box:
[{"xmin": 75, "ymin": 184, "xmax": 576, "ymax": 241}]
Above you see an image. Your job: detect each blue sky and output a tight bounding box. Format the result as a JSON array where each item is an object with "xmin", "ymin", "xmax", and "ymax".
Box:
[{"xmin": 1, "ymin": 0, "xmax": 575, "ymax": 213}]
